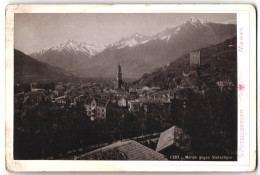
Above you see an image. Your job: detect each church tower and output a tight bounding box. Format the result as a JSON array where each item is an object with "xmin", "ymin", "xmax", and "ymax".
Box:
[{"xmin": 117, "ymin": 64, "xmax": 123, "ymax": 89}]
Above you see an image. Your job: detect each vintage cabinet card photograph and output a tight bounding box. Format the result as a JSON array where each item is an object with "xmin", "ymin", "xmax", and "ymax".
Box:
[{"xmin": 5, "ymin": 4, "xmax": 256, "ymax": 172}]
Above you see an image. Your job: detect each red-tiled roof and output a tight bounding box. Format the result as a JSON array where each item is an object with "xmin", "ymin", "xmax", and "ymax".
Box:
[{"xmin": 77, "ymin": 140, "xmax": 166, "ymax": 160}]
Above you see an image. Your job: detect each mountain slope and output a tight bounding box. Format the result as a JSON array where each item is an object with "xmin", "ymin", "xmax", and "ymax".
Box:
[
  {"xmin": 76, "ymin": 18, "xmax": 236, "ymax": 78},
  {"xmin": 133, "ymin": 37, "xmax": 237, "ymax": 88},
  {"xmin": 14, "ymin": 49, "xmax": 76, "ymax": 83},
  {"xmin": 30, "ymin": 40, "xmax": 106, "ymax": 70}
]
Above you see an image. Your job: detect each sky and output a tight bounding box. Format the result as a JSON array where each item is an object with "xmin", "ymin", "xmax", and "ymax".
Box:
[{"xmin": 14, "ymin": 13, "xmax": 236, "ymax": 54}]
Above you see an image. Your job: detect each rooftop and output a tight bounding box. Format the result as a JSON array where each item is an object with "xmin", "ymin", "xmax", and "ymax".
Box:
[
  {"xmin": 84, "ymin": 98, "xmax": 110, "ymax": 107},
  {"xmin": 77, "ymin": 140, "xmax": 166, "ymax": 160},
  {"xmin": 156, "ymin": 126, "xmax": 190, "ymax": 152},
  {"xmin": 25, "ymin": 90, "xmax": 46, "ymax": 96}
]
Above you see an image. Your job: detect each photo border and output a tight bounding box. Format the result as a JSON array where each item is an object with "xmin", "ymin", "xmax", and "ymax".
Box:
[{"xmin": 5, "ymin": 4, "xmax": 256, "ymax": 172}]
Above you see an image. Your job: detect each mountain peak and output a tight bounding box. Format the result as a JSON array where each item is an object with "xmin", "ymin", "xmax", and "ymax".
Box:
[
  {"xmin": 61, "ymin": 39, "xmax": 79, "ymax": 49},
  {"xmin": 109, "ymin": 32, "xmax": 151, "ymax": 49},
  {"xmin": 65, "ymin": 39, "xmax": 78, "ymax": 44},
  {"xmin": 130, "ymin": 32, "xmax": 146, "ymax": 38},
  {"xmin": 30, "ymin": 39, "xmax": 107, "ymax": 70},
  {"xmin": 188, "ymin": 17, "xmax": 208, "ymax": 24}
]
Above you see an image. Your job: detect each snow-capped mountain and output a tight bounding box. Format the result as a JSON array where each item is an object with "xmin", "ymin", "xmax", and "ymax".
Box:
[
  {"xmin": 30, "ymin": 17, "xmax": 236, "ymax": 78},
  {"xmin": 108, "ymin": 28, "xmax": 179, "ymax": 50},
  {"xmin": 54, "ymin": 39, "xmax": 106, "ymax": 56},
  {"xmin": 30, "ymin": 39, "xmax": 106, "ymax": 70},
  {"xmin": 33, "ymin": 39, "xmax": 106, "ymax": 57},
  {"xmin": 108, "ymin": 33, "xmax": 152, "ymax": 49},
  {"xmin": 107, "ymin": 25, "xmax": 181, "ymax": 49},
  {"xmin": 76, "ymin": 17, "xmax": 236, "ymax": 78},
  {"xmin": 107, "ymin": 17, "xmax": 237, "ymax": 50},
  {"xmin": 153, "ymin": 17, "xmax": 236, "ymax": 42}
]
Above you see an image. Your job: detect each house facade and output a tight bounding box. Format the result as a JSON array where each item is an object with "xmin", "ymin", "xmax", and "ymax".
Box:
[
  {"xmin": 24, "ymin": 89, "xmax": 47, "ymax": 104},
  {"xmin": 84, "ymin": 98, "xmax": 109, "ymax": 120},
  {"xmin": 118, "ymin": 97, "xmax": 127, "ymax": 107},
  {"xmin": 128, "ymin": 100, "xmax": 140, "ymax": 113}
]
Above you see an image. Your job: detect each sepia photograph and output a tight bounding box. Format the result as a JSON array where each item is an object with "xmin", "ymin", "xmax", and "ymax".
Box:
[{"xmin": 12, "ymin": 12, "xmax": 239, "ymax": 161}]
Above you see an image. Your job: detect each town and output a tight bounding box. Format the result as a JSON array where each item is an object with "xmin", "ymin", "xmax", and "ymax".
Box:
[{"xmin": 14, "ymin": 46, "xmax": 237, "ymax": 160}]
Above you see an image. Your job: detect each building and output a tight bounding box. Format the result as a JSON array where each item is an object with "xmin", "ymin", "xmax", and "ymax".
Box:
[
  {"xmin": 14, "ymin": 92, "xmax": 25, "ymax": 108},
  {"xmin": 156, "ymin": 126, "xmax": 192, "ymax": 159},
  {"xmin": 24, "ymin": 89, "xmax": 47, "ymax": 104},
  {"xmin": 54, "ymin": 84, "xmax": 66, "ymax": 97},
  {"xmin": 77, "ymin": 140, "xmax": 167, "ymax": 160},
  {"xmin": 190, "ymin": 50, "xmax": 200, "ymax": 67},
  {"xmin": 128, "ymin": 100, "xmax": 140, "ymax": 113},
  {"xmin": 139, "ymin": 99, "xmax": 171, "ymax": 119},
  {"xmin": 84, "ymin": 98, "xmax": 97, "ymax": 118},
  {"xmin": 159, "ymin": 98, "xmax": 172, "ymax": 113},
  {"xmin": 216, "ymin": 80, "xmax": 234, "ymax": 91},
  {"xmin": 53, "ymin": 95, "xmax": 67, "ymax": 105},
  {"xmin": 117, "ymin": 64, "xmax": 123, "ymax": 89},
  {"xmin": 201, "ymin": 82, "xmax": 210, "ymax": 95},
  {"xmin": 143, "ymin": 102, "xmax": 159, "ymax": 118},
  {"xmin": 100, "ymin": 92, "xmax": 111, "ymax": 99},
  {"xmin": 118, "ymin": 97, "xmax": 127, "ymax": 107},
  {"xmin": 73, "ymin": 95, "xmax": 88, "ymax": 105},
  {"xmin": 30, "ymin": 83, "xmax": 46, "ymax": 92},
  {"xmin": 96, "ymin": 99, "xmax": 109, "ymax": 119},
  {"xmin": 84, "ymin": 98, "xmax": 110, "ymax": 120}
]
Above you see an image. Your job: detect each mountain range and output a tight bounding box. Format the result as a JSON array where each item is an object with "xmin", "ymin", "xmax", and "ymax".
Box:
[
  {"xmin": 30, "ymin": 40, "xmax": 106, "ymax": 70},
  {"xmin": 29, "ymin": 17, "xmax": 237, "ymax": 79}
]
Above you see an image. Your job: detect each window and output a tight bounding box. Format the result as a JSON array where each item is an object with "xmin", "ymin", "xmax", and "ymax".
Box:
[
  {"xmin": 102, "ymin": 114, "xmax": 104, "ymax": 117},
  {"xmin": 102, "ymin": 109, "xmax": 105, "ymax": 112}
]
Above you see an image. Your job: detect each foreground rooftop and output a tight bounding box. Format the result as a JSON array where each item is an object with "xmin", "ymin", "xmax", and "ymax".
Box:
[{"xmin": 77, "ymin": 140, "xmax": 167, "ymax": 160}]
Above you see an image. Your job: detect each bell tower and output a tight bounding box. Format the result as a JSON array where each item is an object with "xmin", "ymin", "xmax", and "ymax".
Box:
[{"xmin": 117, "ymin": 64, "xmax": 123, "ymax": 89}]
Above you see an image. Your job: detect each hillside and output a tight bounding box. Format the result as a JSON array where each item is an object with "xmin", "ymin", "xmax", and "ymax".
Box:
[
  {"xmin": 14, "ymin": 49, "xmax": 77, "ymax": 83},
  {"xmin": 134, "ymin": 37, "xmax": 237, "ymax": 89}
]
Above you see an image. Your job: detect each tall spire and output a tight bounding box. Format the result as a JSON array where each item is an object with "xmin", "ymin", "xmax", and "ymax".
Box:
[{"xmin": 117, "ymin": 64, "xmax": 122, "ymax": 89}]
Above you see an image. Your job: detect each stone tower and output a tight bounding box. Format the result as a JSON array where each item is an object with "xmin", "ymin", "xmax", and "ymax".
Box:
[
  {"xmin": 117, "ymin": 64, "xmax": 123, "ymax": 89},
  {"xmin": 190, "ymin": 50, "xmax": 200, "ymax": 67}
]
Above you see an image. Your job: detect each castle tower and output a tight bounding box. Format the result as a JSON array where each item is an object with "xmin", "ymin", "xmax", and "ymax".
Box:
[
  {"xmin": 117, "ymin": 64, "xmax": 123, "ymax": 89},
  {"xmin": 190, "ymin": 50, "xmax": 200, "ymax": 67}
]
